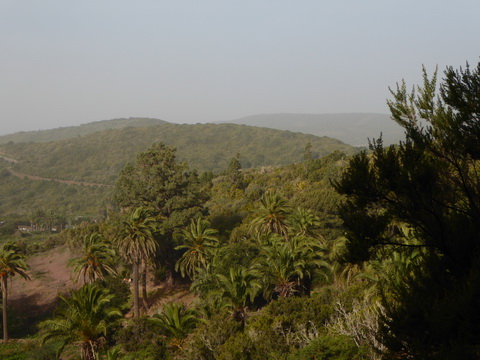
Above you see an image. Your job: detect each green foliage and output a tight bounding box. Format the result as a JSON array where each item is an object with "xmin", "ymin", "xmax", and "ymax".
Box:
[
  {"xmin": 0, "ymin": 117, "xmax": 167, "ymax": 144},
  {"xmin": 153, "ymin": 302, "xmax": 198, "ymax": 340},
  {"xmin": 119, "ymin": 207, "xmax": 158, "ymax": 265},
  {"xmin": 113, "ymin": 143, "xmax": 205, "ymax": 238},
  {"xmin": 180, "ymin": 312, "xmax": 243, "ymax": 360},
  {"xmin": 250, "ymin": 192, "xmax": 291, "ymax": 238},
  {"xmin": 0, "ymin": 341, "xmax": 29, "ymax": 360},
  {"xmin": 0, "ymin": 118, "xmax": 371, "ymax": 358},
  {"xmin": 0, "ymin": 173, "xmax": 107, "ymax": 220},
  {"xmin": 333, "ymin": 61, "xmax": 480, "ymax": 358},
  {"xmin": 0, "ymin": 241, "xmax": 30, "ymax": 341},
  {"xmin": 96, "ymin": 275, "xmax": 131, "ymax": 315},
  {"xmin": 0, "ymin": 122, "xmax": 356, "ymax": 186},
  {"xmin": 254, "ymin": 235, "xmax": 330, "ymax": 298},
  {"xmin": 226, "ymin": 153, "xmax": 245, "ymax": 190},
  {"xmin": 287, "ymin": 334, "xmax": 370, "ymax": 360},
  {"xmin": 118, "ymin": 206, "xmax": 158, "ymax": 318},
  {"xmin": 214, "ymin": 267, "xmax": 262, "ymax": 323},
  {"xmin": 183, "ymin": 296, "xmax": 336, "ymax": 360},
  {"xmin": 115, "ymin": 316, "xmax": 167, "ymax": 360},
  {"xmin": 39, "ymin": 283, "xmax": 122, "ymax": 360},
  {"xmin": 175, "ymin": 218, "xmax": 219, "ymax": 280},
  {"xmin": 69, "ymin": 232, "xmax": 117, "ymax": 284}
]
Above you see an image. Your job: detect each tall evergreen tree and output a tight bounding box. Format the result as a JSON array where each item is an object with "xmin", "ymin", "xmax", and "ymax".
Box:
[
  {"xmin": 333, "ymin": 61, "xmax": 480, "ymax": 359},
  {"xmin": 113, "ymin": 143, "xmax": 206, "ymax": 284}
]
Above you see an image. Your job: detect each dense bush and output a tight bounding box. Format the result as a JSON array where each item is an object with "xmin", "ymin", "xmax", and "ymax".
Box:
[
  {"xmin": 288, "ymin": 334, "xmax": 370, "ymax": 360},
  {"xmin": 116, "ymin": 317, "xmax": 168, "ymax": 360}
]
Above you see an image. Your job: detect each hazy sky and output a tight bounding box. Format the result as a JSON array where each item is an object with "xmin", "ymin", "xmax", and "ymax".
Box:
[{"xmin": 1, "ymin": 0, "xmax": 479, "ymax": 135}]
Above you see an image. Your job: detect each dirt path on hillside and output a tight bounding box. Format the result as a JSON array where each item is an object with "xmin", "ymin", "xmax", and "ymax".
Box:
[
  {"xmin": 8, "ymin": 168, "xmax": 111, "ymax": 187},
  {"xmin": 0, "ymin": 153, "xmax": 17, "ymax": 164},
  {"xmin": 0, "ymin": 152, "xmax": 111, "ymax": 187}
]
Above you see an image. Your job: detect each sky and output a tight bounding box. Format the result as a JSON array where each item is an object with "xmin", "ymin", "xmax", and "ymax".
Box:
[{"xmin": 1, "ymin": 0, "xmax": 479, "ymax": 135}]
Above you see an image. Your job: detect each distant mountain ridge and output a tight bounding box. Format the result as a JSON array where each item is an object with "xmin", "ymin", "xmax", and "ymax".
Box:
[
  {"xmin": 0, "ymin": 117, "xmax": 167, "ymax": 144},
  {"xmin": 220, "ymin": 113, "xmax": 404, "ymax": 146}
]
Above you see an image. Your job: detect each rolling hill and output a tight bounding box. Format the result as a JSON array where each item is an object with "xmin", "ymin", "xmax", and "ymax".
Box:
[
  {"xmin": 0, "ymin": 119, "xmax": 359, "ymax": 217},
  {"xmin": 0, "ymin": 117, "xmax": 168, "ymax": 144},
  {"xmin": 0, "ymin": 121, "xmax": 358, "ymax": 184}
]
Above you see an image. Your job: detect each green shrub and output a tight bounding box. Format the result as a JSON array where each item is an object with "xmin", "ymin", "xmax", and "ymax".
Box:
[
  {"xmin": 288, "ymin": 334, "xmax": 370, "ymax": 360},
  {"xmin": 180, "ymin": 312, "xmax": 243, "ymax": 360},
  {"xmin": 116, "ymin": 317, "xmax": 167, "ymax": 359}
]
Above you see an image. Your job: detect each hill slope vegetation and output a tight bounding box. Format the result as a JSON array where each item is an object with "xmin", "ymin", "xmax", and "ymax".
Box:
[{"xmin": 0, "ymin": 122, "xmax": 357, "ymax": 185}]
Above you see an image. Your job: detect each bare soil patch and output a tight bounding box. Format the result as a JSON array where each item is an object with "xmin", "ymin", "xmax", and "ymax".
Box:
[{"xmin": 8, "ymin": 244, "xmax": 197, "ymax": 335}]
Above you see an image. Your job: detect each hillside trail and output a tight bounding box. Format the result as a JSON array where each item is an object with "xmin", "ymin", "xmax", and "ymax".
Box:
[{"xmin": 0, "ymin": 152, "xmax": 111, "ymax": 187}]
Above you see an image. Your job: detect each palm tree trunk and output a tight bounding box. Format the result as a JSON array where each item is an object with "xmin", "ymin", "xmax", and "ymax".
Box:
[
  {"xmin": 133, "ymin": 261, "xmax": 140, "ymax": 318},
  {"xmin": 165, "ymin": 257, "xmax": 175, "ymax": 288},
  {"xmin": 82, "ymin": 341, "xmax": 96, "ymax": 360},
  {"xmin": 141, "ymin": 260, "xmax": 149, "ymax": 310},
  {"xmin": 2, "ymin": 276, "xmax": 8, "ymax": 342}
]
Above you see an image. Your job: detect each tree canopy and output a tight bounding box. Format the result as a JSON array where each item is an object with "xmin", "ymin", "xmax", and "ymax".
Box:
[
  {"xmin": 333, "ymin": 61, "xmax": 480, "ymax": 359},
  {"xmin": 113, "ymin": 143, "xmax": 206, "ymax": 235}
]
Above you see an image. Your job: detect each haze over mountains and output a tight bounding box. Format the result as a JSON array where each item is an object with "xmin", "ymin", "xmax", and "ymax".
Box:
[
  {"xmin": 221, "ymin": 113, "xmax": 404, "ymax": 146},
  {"xmin": 0, "ymin": 113, "xmax": 404, "ymax": 147}
]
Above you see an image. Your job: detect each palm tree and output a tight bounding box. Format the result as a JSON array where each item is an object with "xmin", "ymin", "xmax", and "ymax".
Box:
[
  {"xmin": 329, "ymin": 236, "xmax": 363, "ymax": 288},
  {"xmin": 0, "ymin": 242, "xmax": 30, "ymax": 342},
  {"xmin": 69, "ymin": 233, "xmax": 117, "ymax": 284},
  {"xmin": 40, "ymin": 284, "xmax": 121, "ymax": 360},
  {"xmin": 215, "ymin": 266, "xmax": 261, "ymax": 324},
  {"xmin": 251, "ymin": 192, "xmax": 291, "ymax": 238},
  {"xmin": 255, "ymin": 235, "xmax": 330, "ymax": 298},
  {"xmin": 153, "ymin": 302, "xmax": 198, "ymax": 348},
  {"xmin": 118, "ymin": 206, "xmax": 158, "ymax": 317},
  {"xmin": 104, "ymin": 346, "xmax": 122, "ymax": 360},
  {"xmin": 287, "ymin": 207, "xmax": 323, "ymax": 239},
  {"xmin": 190, "ymin": 257, "xmax": 220, "ymax": 298},
  {"xmin": 175, "ymin": 218, "xmax": 219, "ymax": 280}
]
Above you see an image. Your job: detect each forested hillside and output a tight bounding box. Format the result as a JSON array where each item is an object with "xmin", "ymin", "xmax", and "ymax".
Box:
[
  {"xmin": 0, "ymin": 117, "xmax": 167, "ymax": 143},
  {"xmin": 0, "ymin": 122, "xmax": 357, "ymax": 185}
]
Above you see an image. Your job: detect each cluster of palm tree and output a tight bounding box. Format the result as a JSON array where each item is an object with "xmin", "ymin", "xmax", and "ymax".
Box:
[
  {"xmin": 27, "ymin": 193, "xmax": 336, "ymax": 357},
  {"xmin": 25, "ymin": 208, "xmax": 67, "ymax": 232},
  {"xmin": 68, "ymin": 206, "xmax": 159, "ymax": 318},
  {"xmin": 38, "ymin": 206, "xmax": 161, "ymax": 358},
  {"xmin": 174, "ymin": 192, "xmax": 332, "ymax": 325}
]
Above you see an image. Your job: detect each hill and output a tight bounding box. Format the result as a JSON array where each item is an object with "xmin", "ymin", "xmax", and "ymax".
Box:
[
  {"xmin": 0, "ymin": 120, "xmax": 358, "ymax": 218},
  {"xmin": 220, "ymin": 113, "xmax": 404, "ymax": 146},
  {"xmin": 0, "ymin": 117, "xmax": 167, "ymax": 144},
  {"xmin": 0, "ymin": 122, "xmax": 357, "ymax": 185}
]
